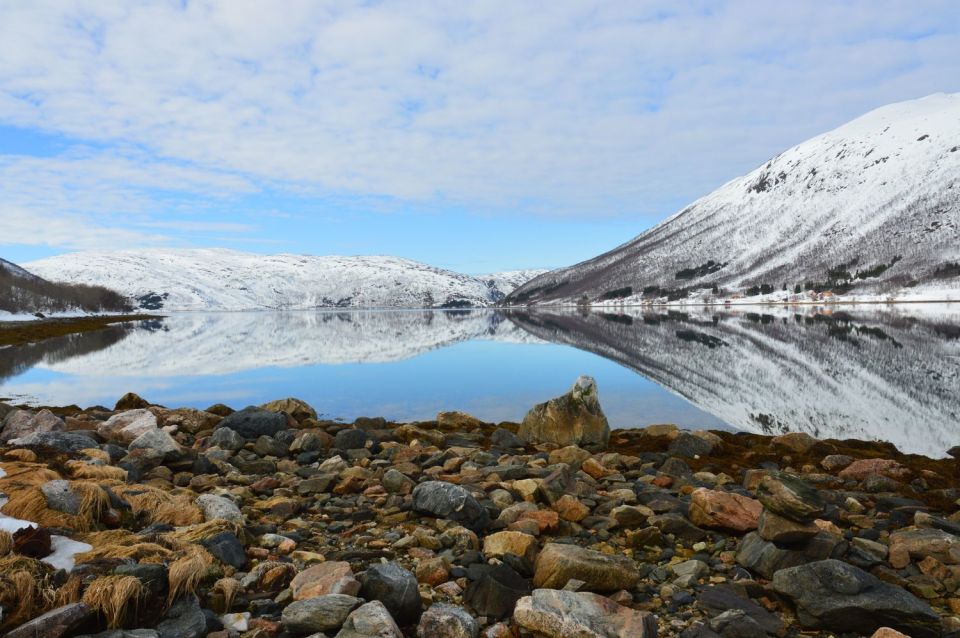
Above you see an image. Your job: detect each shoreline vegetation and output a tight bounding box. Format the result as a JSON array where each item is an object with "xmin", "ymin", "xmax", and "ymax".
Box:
[
  {"xmin": 0, "ymin": 315, "xmax": 163, "ymax": 347},
  {"xmin": 0, "ymin": 378, "xmax": 957, "ymax": 637}
]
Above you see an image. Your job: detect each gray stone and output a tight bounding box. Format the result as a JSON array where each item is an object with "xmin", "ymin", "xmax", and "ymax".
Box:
[
  {"xmin": 209, "ymin": 427, "xmax": 245, "ymax": 451},
  {"xmin": 156, "ymin": 595, "xmax": 206, "ymax": 638},
  {"xmin": 129, "ymin": 428, "xmax": 180, "ymax": 456},
  {"xmin": 513, "ymin": 589, "xmax": 657, "ymax": 638},
  {"xmin": 5, "ymin": 602, "xmax": 91, "ymax": 638},
  {"xmin": 335, "ymin": 601, "xmax": 402, "ymax": 638},
  {"xmin": 756, "ymin": 472, "xmax": 825, "ymax": 522},
  {"xmin": 772, "ymin": 559, "xmax": 940, "ymax": 638},
  {"xmin": 253, "ymin": 435, "xmax": 290, "ymax": 457},
  {"xmin": 382, "ymin": 469, "xmax": 415, "ymax": 494},
  {"xmin": 1, "ymin": 408, "xmax": 65, "ymax": 442},
  {"xmin": 98, "ymin": 409, "xmax": 157, "ymax": 443},
  {"xmin": 736, "ymin": 531, "xmax": 843, "ymax": 580},
  {"xmin": 7, "ymin": 430, "xmax": 96, "ymax": 453},
  {"xmin": 416, "ymin": 603, "xmax": 479, "ymax": 638},
  {"xmin": 463, "ymin": 562, "xmax": 531, "ymax": 619},
  {"xmin": 41, "ymin": 479, "xmax": 81, "ymax": 515},
  {"xmin": 518, "ymin": 376, "xmax": 610, "ymax": 450},
  {"xmin": 334, "ymin": 428, "xmax": 368, "ymax": 450},
  {"xmin": 359, "ymin": 562, "xmax": 422, "ymax": 626},
  {"xmin": 667, "ymin": 432, "xmax": 714, "ymax": 458},
  {"xmin": 412, "ymin": 481, "xmax": 489, "ymax": 533},
  {"xmin": 282, "ymin": 595, "xmax": 362, "ymax": 634},
  {"xmin": 196, "ymin": 493, "xmax": 244, "ymax": 522},
  {"xmin": 533, "ymin": 543, "xmax": 639, "ymax": 592},
  {"xmin": 490, "ymin": 428, "xmax": 525, "ymax": 449},
  {"xmin": 758, "ymin": 509, "xmax": 819, "ymax": 544},
  {"xmin": 708, "ymin": 610, "xmax": 766, "ymax": 638},
  {"xmin": 671, "ymin": 559, "xmax": 709, "ymax": 581},
  {"xmin": 215, "ymin": 406, "xmax": 287, "ymax": 440},
  {"xmin": 697, "ymin": 585, "xmax": 785, "ymax": 637}
]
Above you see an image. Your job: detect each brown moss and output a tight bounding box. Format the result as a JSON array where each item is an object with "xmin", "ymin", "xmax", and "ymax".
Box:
[
  {"xmin": 112, "ymin": 485, "xmax": 203, "ymax": 526},
  {"xmin": 82, "ymin": 575, "xmax": 145, "ymax": 628},
  {"xmin": 66, "ymin": 460, "xmax": 128, "ymax": 481},
  {"xmin": 211, "ymin": 577, "xmax": 241, "ymax": 613},
  {"xmin": 167, "ymin": 545, "xmax": 214, "ymax": 606},
  {"xmin": 2, "ymin": 449, "xmax": 38, "ymax": 463}
]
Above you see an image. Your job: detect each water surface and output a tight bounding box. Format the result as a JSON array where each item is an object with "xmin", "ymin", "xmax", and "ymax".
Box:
[{"xmin": 1, "ymin": 305, "xmax": 958, "ymax": 456}]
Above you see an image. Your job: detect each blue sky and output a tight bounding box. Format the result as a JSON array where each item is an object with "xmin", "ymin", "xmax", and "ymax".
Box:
[{"xmin": 1, "ymin": 1, "xmax": 959, "ymax": 273}]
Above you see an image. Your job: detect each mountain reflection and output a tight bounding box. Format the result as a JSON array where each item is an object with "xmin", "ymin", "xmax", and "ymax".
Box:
[{"xmin": 509, "ymin": 305, "xmax": 960, "ymax": 457}]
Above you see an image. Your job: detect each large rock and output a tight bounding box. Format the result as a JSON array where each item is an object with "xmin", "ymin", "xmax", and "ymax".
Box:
[
  {"xmin": 417, "ymin": 604, "xmax": 479, "ymax": 638},
  {"xmin": 156, "ymin": 595, "xmax": 207, "ymax": 638},
  {"xmin": 533, "ymin": 543, "xmax": 639, "ymax": 592},
  {"xmin": 292, "ymin": 562, "xmax": 361, "ymax": 600},
  {"xmin": 215, "ymin": 406, "xmax": 287, "ymax": 440},
  {"xmin": 5, "ymin": 602, "xmax": 91, "ymax": 638},
  {"xmin": 359, "ymin": 562, "xmax": 422, "ymax": 626},
  {"xmin": 201, "ymin": 531, "xmax": 246, "ymax": 569},
  {"xmin": 757, "ymin": 510, "xmax": 819, "ymax": 544},
  {"xmin": 209, "ymin": 427, "xmax": 245, "ymax": 451},
  {"xmin": 464, "ymin": 562, "xmax": 531, "ymax": 619},
  {"xmin": 196, "ymin": 494, "xmax": 243, "ymax": 522},
  {"xmin": 888, "ymin": 527, "xmax": 960, "ymax": 568},
  {"xmin": 412, "ymin": 481, "xmax": 489, "ymax": 533},
  {"xmin": 756, "ymin": 473, "xmax": 825, "ymax": 522},
  {"xmin": 335, "ymin": 601, "xmax": 403, "ymax": 638},
  {"xmin": 260, "ymin": 397, "xmax": 317, "ymax": 421},
  {"xmin": 518, "ymin": 376, "xmax": 610, "ymax": 450},
  {"xmin": 1, "ymin": 408, "xmax": 65, "ymax": 442},
  {"xmin": 736, "ymin": 532, "xmax": 843, "ymax": 580},
  {"xmin": 772, "ymin": 559, "xmax": 940, "ymax": 638},
  {"xmin": 838, "ymin": 458, "xmax": 909, "ymax": 481},
  {"xmin": 98, "ymin": 409, "xmax": 158, "ymax": 444},
  {"xmin": 8, "ymin": 430, "xmax": 98, "ymax": 453},
  {"xmin": 128, "ymin": 428, "xmax": 181, "ymax": 456},
  {"xmin": 282, "ymin": 594, "xmax": 362, "ymax": 634},
  {"xmin": 41, "ymin": 479, "xmax": 81, "ymax": 515},
  {"xmin": 513, "ymin": 589, "xmax": 657, "ymax": 638},
  {"xmin": 688, "ymin": 488, "xmax": 761, "ymax": 532},
  {"xmin": 483, "ymin": 531, "xmax": 539, "ymax": 567}
]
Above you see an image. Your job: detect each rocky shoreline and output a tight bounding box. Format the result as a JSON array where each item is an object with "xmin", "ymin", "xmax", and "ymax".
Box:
[{"xmin": 0, "ymin": 378, "xmax": 958, "ymax": 638}]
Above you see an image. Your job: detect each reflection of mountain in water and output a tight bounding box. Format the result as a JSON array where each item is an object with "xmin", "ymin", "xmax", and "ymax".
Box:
[
  {"xmin": 39, "ymin": 311, "xmax": 540, "ymax": 377},
  {"xmin": 509, "ymin": 306, "xmax": 960, "ymax": 457}
]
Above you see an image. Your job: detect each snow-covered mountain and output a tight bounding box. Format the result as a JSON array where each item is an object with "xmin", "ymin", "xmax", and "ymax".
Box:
[
  {"xmin": 507, "ymin": 93, "xmax": 960, "ymax": 306},
  {"xmin": 26, "ymin": 249, "xmax": 547, "ymax": 311}
]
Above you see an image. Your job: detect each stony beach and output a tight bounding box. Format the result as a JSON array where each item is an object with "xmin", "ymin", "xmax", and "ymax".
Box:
[{"xmin": 0, "ymin": 377, "xmax": 958, "ymax": 638}]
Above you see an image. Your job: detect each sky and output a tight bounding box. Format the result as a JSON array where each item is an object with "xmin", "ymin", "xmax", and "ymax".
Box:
[{"xmin": 0, "ymin": 1, "xmax": 958, "ymax": 274}]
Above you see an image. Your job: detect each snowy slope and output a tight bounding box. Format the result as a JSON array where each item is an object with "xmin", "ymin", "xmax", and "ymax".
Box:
[
  {"xmin": 0, "ymin": 258, "xmax": 41, "ymax": 282},
  {"xmin": 510, "ymin": 306, "xmax": 960, "ymax": 457},
  {"xmin": 26, "ymin": 249, "xmax": 546, "ymax": 311},
  {"xmin": 508, "ymin": 93, "xmax": 960, "ymax": 306}
]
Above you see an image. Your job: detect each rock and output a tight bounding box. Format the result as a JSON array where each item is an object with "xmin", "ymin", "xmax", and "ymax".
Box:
[
  {"xmin": 292, "ymin": 562, "xmax": 361, "ymax": 600},
  {"xmin": 821, "ymin": 454, "xmax": 854, "ymax": 471},
  {"xmin": 7, "ymin": 430, "xmax": 97, "ymax": 452},
  {"xmin": 688, "ymin": 488, "xmax": 761, "ymax": 532},
  {"xmin": 382, "ymin": 469, "xmax": 415, "ymax": 494},
  {"xmin": 412, "ymin": 481, "xmax": 490, "ymax": 533},
  {"xmin": 1, "ymin": 408, "xmax": 65, "ymax": 442},
  {"xmin": 464, "ymin": 563, "xmax": 531, "ymax": 619},
  {"xmin": 888, "ymin": 527, "xmax": 960, "ymax": 568},
  {"xmin": 490, "ymin": 428, "xmax": 525, "ymax": 449},
  {"xmin": 209, "ymin": 427, "xmax": 245, "ymax": 451},
  {"xmin": 437, "ymin": 411, "xmax": 483, "ymax": 430},
  {"xmin": 533, "ymin": 543, "xmax": 639, "ymax": 592},
  {"xmin": 115, "ymin": 392, "xmax": 151, "ymax": 410},
  {"xmin": 215, "ymin": 406, "xmax": 287, "ymax": 440},
  {"xmin": 99, "ymin": 409, "xmax": 158, "ymax": 443},
  {"xmin": 202, "ymin": 532, "xmax": 247, "ymax": 569},
  {"xmin": 548, "ymin": 445, "xmax": 592, "ymax": 469},
  {"xmin": 42, "ymin": 479, "xmax": 81, "ymax": 515},
  {"xmin": 14, "ymin": 525, "xmax": 52, "ymax": 558},
  {"xmin": 334, "ymin": 428, "xmax": 368, "ymax": 450},
  {"xmin": 260, "ymin": 397, "xmax": 317, "ymax": 421},
  {"xmin": 758, "ymin": 509, "xmax": 819, "ymax": 544},
  {"xmin": 555, "ymin": 495, "xmax": 591, "ymax": 522},
  {"xmin": 756, "ymin": 473, "xmax": 825, "ymax": 522},
  {"xmin": 610, "ymin": 504, "xmax": 652, "ymax": 528},
  {"xmin": 838, "ymin": 458, "xmax": 909, "ymax": 481},
  {"xmin": 513, "ymin": 589, "xmax": 657, "ymax": 638},
  {"xmin": 771, "ymin": 432, "xmax": 817, "ymax": 454},
  {"xmin": 5, "ymin": 602, "xmax": 91, "ymax": 638},
  {"xmin": 483, "ymin": 531, "xmax": 539, "ymax": 566},
  {"xmin": 668, "ymin": 432, "xmax": 714, "ymax": 458},
  {"xmin": 129, "ymin": 428, "xmax": 181, "ymax": 456},
  {"xmin": 282, "ymin": 595, "xmax": 362, "ymax": 634},
  {"xmin": 114, "ymin": 563, "xmax": 168, "ymax": 598},
  {"xmin": 359, "ymin": 562, "xmax": 422, "ymax": 626},
  {"xmin": 870, "ymin": 629, "xmax": 911, "ymax": 638},
  {"xmin": 157, "ymin": 595, "xmax": 207, "ymax": 638},
  {"xmin": 335, "ymin": 600, "xmax": 402, "ymax": 638},
  {"xmin": 772, "ymin": 559, "xmax": 940, "ymax": 638},
  {"xmin": 518, "ymin": 376, "xmax": 610, "ymax": 450},
  {"xmin": 671, "ymin": 559, "xmax": 709, "ymax": 582},
  {"xmin": 708, "ymin": 610, "xmax": 766, "ymax": 638},
  {"xmin": 697, "ymin": 585, "xmax": 786, "ymax": 637},
  {"xmin": 736, "ymin": 531, "xmax": 843, "ymax": 580},
  {"xmin": 196, "ymin": 494, "xmax": 244, "ymax": 522},
  {"xmin": 416, "ymin": 557, "xmax": 450, "ymax": 586},
  {"xmin": 417, "ymin": 604, "xmax": 479, "ymax": 638}
]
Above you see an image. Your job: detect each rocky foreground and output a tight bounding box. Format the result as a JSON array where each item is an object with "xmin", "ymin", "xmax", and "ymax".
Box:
[{"xmin": 0, "ymin": 378, "xmax": 958, "ymax": 638}]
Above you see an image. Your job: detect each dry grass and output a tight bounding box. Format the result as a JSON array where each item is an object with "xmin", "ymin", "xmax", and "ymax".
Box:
[
  {"xmin": 75, "ymin": 530, "xmax": 176, "ymax": 565},
  {"xmin": 2, "ymin": 449, "xmax": 38, "ymax": 463},
  {"xmin": 65, "ymin": 460, "xmax": 128, "ymax": 481},
  {"xmin": 0, "ymin": 473, "xmax": 109, "ymax": 533},
  {"xmin": 56, "ymin": 574, "xmax": 83, "ymax": 606},
  {"xmin": 0, "ymin": 570, "xmax": 41, "ymax": 628},
  {"xmin": 167, "ymin": 518, "xmax": 242, "ymax": 544},
  {"xmin": 80, "ymin": 448, "xmax": 111, "ymax": 463},
  {"xmin": 113, "ymin": 485, "xmax": 203, "ymax": 526},
  {"xmin": 167, "ymin": 545, "xmax": 213, "ymax": 605},
  {"xmin": 0, "ymin": 462, "xmax": 61, "ymax": 488},
  {"xmin": 0, "ymin": 530, "xmax": 12, "ymax": 556},
  {"xmin": 212, "ymin": 577, "xmax": 241, "ymax": 613},
  {"xmin": 82, "ymin": 575, "xmax": 145, "ymax": 628}
]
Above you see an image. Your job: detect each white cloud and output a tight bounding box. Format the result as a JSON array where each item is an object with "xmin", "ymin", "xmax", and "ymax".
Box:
[{"xmin": 0, "ymin": 0, "xmax": 958, "ymax": 247}]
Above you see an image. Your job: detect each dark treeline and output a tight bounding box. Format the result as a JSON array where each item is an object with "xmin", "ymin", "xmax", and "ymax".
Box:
[{"xmin": 0, "ymin": 262, "xmax": 132, "ymax": 314}]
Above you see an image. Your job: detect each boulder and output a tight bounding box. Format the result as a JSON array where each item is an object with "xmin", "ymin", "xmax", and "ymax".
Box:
[
  {"xmin": 412, "ymin": 481, "xmax": 489, "ymax": 533},
  {"xmin": 209, "ymin": 427, "xmax": 245, "ymax": 451},
  {"xmin": 548, "ymin": 445, "xmax": 592, "ymax": 469},
  {"xmin": 42, "ymin": 479, "xmax": 81, "ymax": 515},
  {"xmin": 437, "ymin": 411, "xmax": 482, "ymax": 430},
  {"xmin": 282, "ymin": 595, "xmax": 362, "ymax": 634},
  {"xmin": 335, "ymin": 601, "xmax": 402, "ymax": 638},
  {"xmin": 196, "ymin": 494, "xmax": 243, "ymax": 522},
  {"xmin": 201, "ymin": 532, "xmax": 247, "ymax": 569},
  {"xmin": 888, "ymin": 527, "xmax": 960, "ymax": 568},
  {"xmin": 8, "ymin": 430, "xmax": 98, "ymax": 453},
  {"xmin": 736, "ymin": 531, "xmax": 843, "ymax": 580},
  {"xmin": 128, "ymin": 428, "xmax": 181, "ymax": 456},
  {"xmin": 359, "ymin": 562, "xmax": 422, "ymax": 626},
  {"xmin": 518, "ymin": 376, "xmax": 610, "ymax": 450},
  {"xmin": 489, "ymin": 428, "xmax": 525, "ymax": 449},
  {"xmin": 756, "ymin": 473, "xmax": 825, "ymax": 522},
  {"xmin": 157, "ymin": 595, "xmax": 207, "ymax": 638},
  {"xmin": 668, "ymin": 432, "xmax": 714, "ymax": 458},
  {"xmin": 533, "ymin": 543, "xmax": 639, "ymax": 592},
  {"xmin": 771, "ymin": 559, "xmax": 940, "ymax": 638},
  {"xmin": 708, "ymin": 609, "xmax": 766, "ymax": 638},
  {"xmin": 416, "ymin": 604, "xmax": 479, "ymax": 638},
  {"xmin": 1, "ymin": 408, "xmax": 65, "ymax": 442},
  {"xmin": 4, "ymin": 602, "xmax": 91, "ymax": 638},
  {"xmin": 334, "ymin": 428, "xmax": 368, "ymax": 450},
  {"xmin": 758, "ymin": 510, "xmax": 819, "ymax": 544},
  {"xmin": 697, "ymin": 585, "xmax": 785, "ymax": 637},
  {"xmin": 98, "ymin": 409, "xmax": 158, "ymax": 444},
  {"xmin": 464, "ymin": 563, "xmax": 531, "ymax": 619},
  {"xmin": 513, "ymin": 589, "xmax": 657, "ymax": 638},
  {"xmin": 115, "ymin": 392, "xmax": 151, "ymax": 410},
  {"xmin": 215, "ymin": 406, "xmax": 287, "ymax": 440},
  {"xmin": 483, "ymin": 531, "xmax": 539, "ymax": 567},
  {"xmin": 292, "ymin": 562, "xmax": 361, "ymax": 600},
  {"xmin": 838, "ymin": 458, "xmax": 909, "ymax": 481},
  {"xmin": 688, "ymin": 488, "xmax": 761, "ymax": 532},
  {"xmin": 260, "ymin": 397, "xmax": 317, "ymax": 421},
  {"xmin": 771, "ymin": 432, "xmax": 817, "ymax": 454}
]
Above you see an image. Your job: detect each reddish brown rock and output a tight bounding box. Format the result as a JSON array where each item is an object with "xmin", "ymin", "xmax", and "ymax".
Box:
[
  {"xmin": 290, "ymin": 561, "xmax": 361, "ymax": 600},
  {"xmin": 688, "ymin": 488, "xmax": 762, "ymax": 532},
  {"xmin": 838, "ymin": 458, "xmax": 909, "ymax": 481}
]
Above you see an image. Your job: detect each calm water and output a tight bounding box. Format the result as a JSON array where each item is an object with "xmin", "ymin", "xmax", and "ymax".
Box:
[{"xmin": 1, "ymin": 305, "xmax": 958, "ymax": 456}]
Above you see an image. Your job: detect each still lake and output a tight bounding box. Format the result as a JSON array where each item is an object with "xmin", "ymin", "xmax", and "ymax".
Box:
[{"xmin": 1, "ymin": 305, "xmax": 958, "ymax": 457}]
